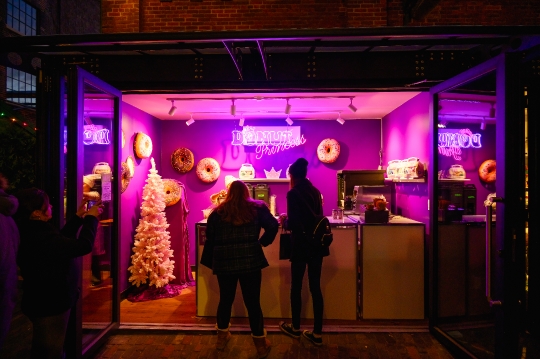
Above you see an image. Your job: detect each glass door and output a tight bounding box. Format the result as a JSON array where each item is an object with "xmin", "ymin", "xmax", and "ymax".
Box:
[
  {"xmin": 430, "ymin": 53, "xmax": 531, "ymax": 359},
  {"xmin": 66, "ymin": 66, "xmax": 121, "ymax": 358}
]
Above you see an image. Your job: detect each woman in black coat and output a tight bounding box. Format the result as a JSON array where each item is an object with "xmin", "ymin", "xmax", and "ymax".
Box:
[
  {"xmin": 14, "ymin": 188, "xmax": 103, "ymax": 359},
  {"xmin": 279, "ymin": 158, "xmax": 328, "ymax": 346},
  {"xmin": 201, "ymin": 180, "xmax": 278, "ymax": 358}
]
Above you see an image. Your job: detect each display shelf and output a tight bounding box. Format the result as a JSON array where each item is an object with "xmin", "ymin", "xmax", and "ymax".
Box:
[
  {"xmin": 385, "ymin": 177, "xmax": 426, "ymax": 183},
  {"xmin": 241, "ymin": 178, "xmax": 290, "ymax": 183},
  {"xmin": 438, "ymin": 178, "xmax": 471, "ymax": 182}
]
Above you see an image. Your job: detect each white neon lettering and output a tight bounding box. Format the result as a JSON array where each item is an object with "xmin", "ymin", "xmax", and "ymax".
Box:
[
  {"xmin": 83, "ymin": 125, "xmax": 111, "ymax": 145},
  {"xmin": 438, "ymin": 128, "xmax": 482, "ymax": 160},
  {"xmin": 231, "ymin": 126, "xmax": 306, "ymax": 158}
]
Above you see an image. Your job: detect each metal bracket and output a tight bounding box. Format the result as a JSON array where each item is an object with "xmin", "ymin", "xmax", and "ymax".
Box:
[{"xmin": 223, "ymin": 41, "xmax": 243, "ymax": 80}]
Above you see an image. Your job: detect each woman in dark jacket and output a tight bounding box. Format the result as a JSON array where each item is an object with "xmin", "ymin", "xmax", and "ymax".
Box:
[
  {"xmin": 201, "ymin": 180, "xmax": 278, "ymax": 358},
  {"xmin": 279, "ymin": 157, "xmax": 328, "ymax": 346},
  {"xmin": 14, "ymin": 188, "xmax": 103, "ymax": 359}
]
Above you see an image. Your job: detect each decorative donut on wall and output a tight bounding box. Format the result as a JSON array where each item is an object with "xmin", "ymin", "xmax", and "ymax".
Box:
[
  {"xmin": 121, "ymin": 161, "xmax": 131, "ymax": 193},
  {"xmin": 126, "ymin": 155, "xmax": 136, "ymax": 178},
  {"xmin": 162, "ymin": 179, "xmax": 182, "ymax": 206},
  {"xmin": 479, "ymin": 159, "xmax": 496, "ymax": 183},
  {"xmin": 196, "ymin": 158, "xmax": 221, "ymax": 183},
  {"xmin": 134, "ymin": 132, "xmax": 153, "ymax": 159},
  {"xmin": 171, "ymin": 148, "xmax": 195, "ymax": 173},
  {"xmin": 317, "ymin": 138, "xmax": 341, "ymax": 163}
]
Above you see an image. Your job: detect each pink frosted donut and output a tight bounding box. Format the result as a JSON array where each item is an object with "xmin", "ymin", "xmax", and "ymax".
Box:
[
  {"xmin": 317, "ymin": 138, "xmax": 340, "ymax": 163},
  {"xmin": 196, "ymin": 158, "xmax": 221, "ymax": 183}
]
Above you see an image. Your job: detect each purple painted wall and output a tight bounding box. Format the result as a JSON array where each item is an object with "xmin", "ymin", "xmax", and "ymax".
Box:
[
  {"xmin": 382, "ymin": 93, "xmax": 430, "ymax": 226},
  {"xmin": 120, "ymin": 103, "xmax": 162, "ymax": 292},
  {"xmin": 160, "ymin": 119, "xmax": 382, "ymax": 266}
]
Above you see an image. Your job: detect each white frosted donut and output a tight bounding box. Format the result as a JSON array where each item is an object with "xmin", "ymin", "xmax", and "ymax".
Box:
[
  {"xmin": 125, "ymin": 155, "xmax": 135, "ymax": 178},
  {"xmin": 134, "ymin": 132, "xmax": 153, "ymax": 159},
  {"xmin": 171, "ymin": 148, "xmax": 194, "ymax": 173},
  {"xmin": 162, "ymin": 179, "xmax": 182, "ymax": 206},
  {"xmin": 317, "ymin": 138, "xmax": 340, "ymax": 163},
  {"xmin": 196, "ymin": 158, "xmax": 221, "ymax": 183},
  {"xmin": 479, "ymin": 159, "xmax": 496, "ymax": 183}
]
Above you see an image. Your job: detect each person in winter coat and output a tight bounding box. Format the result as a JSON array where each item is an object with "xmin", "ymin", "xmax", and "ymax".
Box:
[
  {"xmin": 278, "ymin": 157, "xmax": 328, "ymax": 346},
  {"xmin": 14, "ymin": 188, "xmax": 103, "ymax": 359},
  {"xmin": 0, "ymin": 174, "xmax": 19, "ymax": 351},
  {"xmin": 200, "ymin": 180, "xmax": 279, "ymax": 358}
]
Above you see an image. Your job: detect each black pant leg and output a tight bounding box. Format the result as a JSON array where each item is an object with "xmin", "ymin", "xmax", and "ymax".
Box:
[
  {"xmin": 216, "ymin": 274, "xmax": 239, "ymax": 330},
  {"xmin": 238, "ymin": 270, "xmax": 264, "ymax": 336}
]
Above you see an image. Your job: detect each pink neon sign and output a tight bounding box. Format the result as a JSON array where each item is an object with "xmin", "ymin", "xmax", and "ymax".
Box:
[
  {"xmin": 232, "ymin": 126, "xmax": 306, "ymax": 159},
  {"xmin": 438, "ymin": 128, "xmax": 482, "ymax": 160},
  {"xmin": 83, "ymin": 124, "xmax": 110, "ymax": 145}
]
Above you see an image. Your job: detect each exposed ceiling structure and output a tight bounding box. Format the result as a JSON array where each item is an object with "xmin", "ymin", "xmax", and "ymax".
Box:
[
  {"xmin": 2, "ymin": 26, "xmax": 538, "ymax": 122},
  {"xmin": 122, "ymin": 91, "xmax": 421, "ymax": 121}
]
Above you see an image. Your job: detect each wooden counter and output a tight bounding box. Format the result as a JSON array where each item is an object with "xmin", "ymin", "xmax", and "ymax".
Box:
[{"xmin": 196, "ymin": 217, "xmax": 358, "ymax": 320}]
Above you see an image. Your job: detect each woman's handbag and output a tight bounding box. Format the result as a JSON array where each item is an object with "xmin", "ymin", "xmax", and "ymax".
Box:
[{"xmin": 279, "ymin": 228, "xmax": 292, "ymax": 260}]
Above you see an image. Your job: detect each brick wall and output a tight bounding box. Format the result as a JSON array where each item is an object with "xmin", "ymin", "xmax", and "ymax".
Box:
[
  {"xmin": 407, "ymin": 0, "xmax": 540, "ymax": 26},
  {"xmin": 101, "ymin": 0, "xmax": 540, "ymax": 34}
]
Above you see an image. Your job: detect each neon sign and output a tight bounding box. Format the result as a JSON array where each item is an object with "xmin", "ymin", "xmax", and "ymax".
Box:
[
  {"xmin": 438, "ymin": 128, "xmax": 482, "ymax": 160},
  {"xmin": 232, "ymin": 126, "xmax": 306, "ymax": 159},
  {"xmin": 83, "ymin": 124, "xmax": 110, "ymax": 145}
]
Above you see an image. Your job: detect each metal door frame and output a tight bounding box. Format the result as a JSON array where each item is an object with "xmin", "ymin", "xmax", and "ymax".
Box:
[
  {"xmin": 429, "ymin": 52, "xmax": 527, "ymax": 359},
  {"xmin": 64, "ymin": 66, "xmax": 122, "ymax": 359}
]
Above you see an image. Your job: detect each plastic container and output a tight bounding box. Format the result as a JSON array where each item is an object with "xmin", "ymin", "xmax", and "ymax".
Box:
[
  {"xmin": 448, "ymin": 164, "xmax": 466, "ymax": 179},
  {"xmin": 239, "ymin": 163, "xmax": 255, "ymax": 179},
  {"xmin": 92, "ymin": 162, "xmax": 111, "ymax": 174},
  {"xmin": 386, "ymin": 160, "xmax": 400, "ymax": 179},
  {"xmin": 406, "ymin": 157, "xmax": 425, "ymax": 179}
]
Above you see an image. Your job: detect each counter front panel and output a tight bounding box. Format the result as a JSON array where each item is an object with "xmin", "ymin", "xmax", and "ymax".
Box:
[{"xmin": 196, "ymin": 219, "xmax": 358, "ymax": 320}]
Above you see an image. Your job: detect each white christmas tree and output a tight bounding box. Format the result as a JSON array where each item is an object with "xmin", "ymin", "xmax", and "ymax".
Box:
[{"xmin": 128, "ymin": 158, "xmax": 176, "ymax": 288}]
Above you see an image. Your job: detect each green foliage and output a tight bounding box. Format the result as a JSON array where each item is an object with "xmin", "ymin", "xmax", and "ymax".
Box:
[{"xmin": 0, "ymin": 120, "xmax": 36, "ymax": 193}]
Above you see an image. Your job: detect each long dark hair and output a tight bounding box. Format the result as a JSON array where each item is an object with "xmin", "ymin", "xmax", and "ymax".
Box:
[
  {"xmin": 13, "ymin": 187, "xmax": 50, "ymax": 224},
  {"xmin": 216, "ymin": 181, "xmax": 261, "ymax": 225}
]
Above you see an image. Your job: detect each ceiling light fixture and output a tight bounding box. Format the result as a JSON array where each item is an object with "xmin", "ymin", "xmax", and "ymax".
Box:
[
  {"xmin": 285, "ymin": 99, "xmax": 291, "ymax": 114},
  {"xmin": 230, "ymin": 99, "xmax": 236, "ymax": 116},
  {"xmin": 489, "ymin": 104, "xmax": 495, "ymax": 118},
  {"xmin": 348, "ymin": 98, "xmax": 357, "ymax": 113},
  {"xmin": 336, "ymin": 112, "xmax": 345, "ymax": 125},
  {"xmin": 480, "ymin": 118, "xmax": 487, "ymax": 130},
  {"xmin": 186, "ymin": 114, "xmax": 195, "ymax": 126},
  {"xmin": 285, "ymin": 115, "xmax": 293, "ymax": 126},
  {"xmin": 239, "ymin": 115, "xmax": 245, "ymax": 127},
  {"xmin": 168, "ymin": 100, "xmax": 177, "ymax": 116}
]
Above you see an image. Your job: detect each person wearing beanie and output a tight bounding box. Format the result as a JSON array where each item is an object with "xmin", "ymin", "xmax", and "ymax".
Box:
[{"xmin": 278, "ymin": 158, "xmax": 328, "ymax": 346}]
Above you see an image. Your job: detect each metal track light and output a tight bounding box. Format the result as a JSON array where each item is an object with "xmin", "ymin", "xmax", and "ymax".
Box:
[
  {"xmin": 230, "ymin": 99, "xmax": 236, "ymax": 116},
  {"xmin": 285, "ymin": 115, "xmax": 293, "ymax": 126},
  {"xmin": 239, "ymin": 116, "xmax": 245, "ymax": 127},
  {"xmin": 285, "ymin": 99, "xmax": 291, "ymax": 114},
  {"xmin": 168, "ymin": 100, "xmax": 177, "ymax": 116},
  {"xmin": 336, "ymin": 112, "xmax": 345, "ymax": 125},
  {"xmin": 348, "ymin": 98, "xmax": 357, "ymax": 112},
  {"xmin": 186, "ymin": 114, "xmax": 195, "ymax": 126}
]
